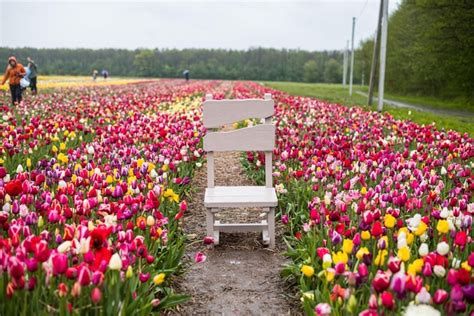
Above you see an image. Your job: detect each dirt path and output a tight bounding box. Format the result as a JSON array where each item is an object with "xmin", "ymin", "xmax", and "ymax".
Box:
[
  {"xmin": 171, "ymin": 151, "xmax": 299, "ymax": 316},
  {"xmin": 356, "ymin": 91, "xmax": 474, "ymax": 120}
]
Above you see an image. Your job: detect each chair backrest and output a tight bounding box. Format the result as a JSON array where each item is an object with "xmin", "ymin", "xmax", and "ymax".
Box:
[{"xmin": 203, "ymin": 93, "xmax": 275, "ymax": 189}]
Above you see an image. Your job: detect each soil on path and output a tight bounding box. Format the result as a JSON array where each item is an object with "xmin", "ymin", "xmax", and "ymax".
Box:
[{"xmin": 170, "ymin": 151, "xmax": 300, "ymax": 316}]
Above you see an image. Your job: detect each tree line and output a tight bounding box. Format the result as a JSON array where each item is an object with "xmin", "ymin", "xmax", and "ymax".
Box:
[
  {"xmin": 356, "ymin": 0, "xmax": 473, "ymax": 101},
  {"xmin": 0, "ymin": 47, "xmax": 345, "ymax": 84}
]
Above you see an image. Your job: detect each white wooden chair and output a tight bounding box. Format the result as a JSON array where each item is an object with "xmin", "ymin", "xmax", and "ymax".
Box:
[{"xmin": 203, "ymin": 93, "xmax": 277, "ymax": 249}]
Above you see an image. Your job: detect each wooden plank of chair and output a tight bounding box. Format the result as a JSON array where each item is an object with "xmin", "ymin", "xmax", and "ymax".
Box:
[
  {"xmin": 203, "ymin": 98, "xmax": 274, "ymax": 128},
  {"xmin": 214, "ymin": 221, "xmax": 268, "ymax": 233},
  {"xmin": 204, "ymin": 124, "xmax": 275, "ymax": 152}
]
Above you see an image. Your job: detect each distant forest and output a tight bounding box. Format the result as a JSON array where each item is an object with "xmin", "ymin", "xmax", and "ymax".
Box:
[
  {"xmin": 0, "ymin": 47, "xmax": 346, "ymax": 84},
  {"xmin": 1, "ymin": 1, "xmax": 472, "ymax": 100}
]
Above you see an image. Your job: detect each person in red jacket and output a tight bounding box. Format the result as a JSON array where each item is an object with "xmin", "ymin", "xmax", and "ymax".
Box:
[{"xmin": 1, "ymin": 56, "xmax": 26, "ymax": 105}]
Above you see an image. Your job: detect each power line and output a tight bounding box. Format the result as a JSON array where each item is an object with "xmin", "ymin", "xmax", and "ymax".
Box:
[{"xmin": 357, "ymin": 0, "xmax": 370, "ymax": 19}]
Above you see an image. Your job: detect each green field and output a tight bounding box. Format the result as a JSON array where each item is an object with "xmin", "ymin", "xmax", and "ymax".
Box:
[{"xmin": 264, "ymin": 82, "xmax": 474, "ymax": 136}]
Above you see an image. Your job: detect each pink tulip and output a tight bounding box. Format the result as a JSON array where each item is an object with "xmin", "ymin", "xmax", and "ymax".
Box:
[
  {"xmin": 52, "ymin": 253, "xmax": 68, "ymax": 276},
  {"xmin": 433, "ymin": 289, "xmax": 448, "ymax": 304},
  {"xmin": 91, "ymin": 287, "xmax": 102, "ymax": 304},
  {"xmin": 77, "ymin": 266, "xmax": 91, "ymax": 286},
  {"xmin": 194, "ymin": 252, "xmax": 206, "ymax": 263}
]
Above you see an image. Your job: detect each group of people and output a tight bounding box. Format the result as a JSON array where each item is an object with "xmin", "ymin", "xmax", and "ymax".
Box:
[
  {"xmin": 1, "ymin": 56, "xmax": 38, "ymax": 105},
  {"xmin": 92, "ymin": 69, "xmax": 109, "ymax": 81}
]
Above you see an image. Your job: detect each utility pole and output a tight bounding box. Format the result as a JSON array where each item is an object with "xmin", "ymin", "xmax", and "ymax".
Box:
[
  {"xmin": 377, "ymin": 0, "xmax": 388, "ymax": 112},
  {"xmin": 361, "ymin": 61, "xmax": 365, "ymax": 86},
  {"xmin": 368, "ymin": 0, "xmax": 383, "ymax": 106},
  {"xmin": 349, "ymin": 17, "xmax": 356, "ymax": 96},
  {"xmin": 343, "ymin": 41, "xmax": 348, "ymax": 87}
]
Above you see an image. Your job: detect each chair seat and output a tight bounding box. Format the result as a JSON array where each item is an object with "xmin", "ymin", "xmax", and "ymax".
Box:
[{"xmin": 204, "ymin": 186, "xmax": 278, "ymax": 208}]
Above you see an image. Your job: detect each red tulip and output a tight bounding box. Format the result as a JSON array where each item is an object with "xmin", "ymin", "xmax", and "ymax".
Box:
[
  {"xmin": 203, "ymin": 236, "xmax": 214, "ymax": 245},
  {"xmin": 388, "ymin": 257, "xmax": 401, "ymax": 273},
  {"xmin": 370, "ymin": 221, "xmax": 383, "ymax": 237},
  {"xmin": 5, "ymin": 180, "xmax": 22, "ymax": 196},
  {"xmin": 381, "ymin": 291, "xmax": 395, "ymax": 310},
  {"xmin": 0, "ymin": 167, "xmax": 7, "ymax": 178},
  {"xmin": 317, "ymin": 247, "xmax": 330, "ymax": 259},
  {"xmin": 372, "ymin": 271, "xmax": 390, "ymax": 292},
  {"xmin": 406, "ymin": 275, "xmax": 423, "ymax": 293},
  {"xmin": 8, "ymin": 257, "xmax": 24, "ymax": 279},
  {"xmin": 34, "ymin": 240, "xmax": 50, "ymax": 262},
  {"xmin": 454, "ymin": 231, "xmax": 467, "ymax": 247}
]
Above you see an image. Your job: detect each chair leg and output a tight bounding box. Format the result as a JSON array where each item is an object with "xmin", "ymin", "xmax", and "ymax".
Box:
[
  {"xmin": 206, "ymin": 208, "xmax": 214, "ymax": 242},
  {"xmin": 206, "ymin": 208, "xmax": 219, "ymax": 245},
  {"xmin": 268, "ymin": 208, "xmax": 275, "ymax": 249},
  {"xmin": 262, "ymin": 208, "xmax": 270, "ymax": 246}
]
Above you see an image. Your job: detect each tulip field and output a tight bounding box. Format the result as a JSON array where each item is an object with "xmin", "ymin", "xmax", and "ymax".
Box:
[{"xmin": 0, "ymin": 79, "xmax": 473, "ymax": 315}]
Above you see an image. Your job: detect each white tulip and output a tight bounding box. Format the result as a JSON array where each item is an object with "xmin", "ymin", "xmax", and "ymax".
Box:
[
  {"xmin": 436, "ymin": 241, "xmax": 450, "ymax": 256},
  {"xmin": 87, "ymin": 146, "xmax": 95, "ymax": 155},
  {"xmin": 109, "ymin": 253, "xmax": 122, "ymax": 270},
  {"xmin": 452, "ymin": 258, "xmax": 461, "ymax": 269},
  {"xmin": 58, "ymin": 241, "xmax": 72, "ymax": 253},
  {"xmin": 418, "ymin": 243, "xmax": 429, "ymax": 257},
  {"xmin": 433, "ymin": 265, "xmax": 446, "ymax": 277},
  {"xmin": 440, "ymin": 208, "xmax": 449, "ymax": 219},
  {"xmin": 75, "ymin": 237, "xmax": 90, "ymax": 254},
  {"xmin": 16, "ymin": 164, "xmax": 24, "ymax": 173},
  {"xmin": 2, "ymin": 203, "xmax": 11, "ymax": 213}
]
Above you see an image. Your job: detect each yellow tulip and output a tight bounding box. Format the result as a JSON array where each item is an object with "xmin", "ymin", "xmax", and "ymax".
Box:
[
  {"xmin": 301, "ymin": 265, "xmax": 315, "ymax": 277},
  {"xmin": 153, "ymin": 273, "xmax": 166, "ymax": 285},
  {"xmin": 414, "ymin": 221, "xmax": 428, "ymax": 236},
  {"xmin": 384, "ymin": 214, "xmax": 396, "ymax": 228},
  {"xmin": 397, "ymin": 246, "xmax": 411, "ymax": 262},
  {"xmin": 356, "ymin": 247, "xmax": 370, "ymax": 260},
  {"xmin": 342, "ymin": 239, "xmax": 353, "ymax": 254},
  {"xmin": 436, "ymin": 220, "xmax": 449, "ymax": 234},
  {"xmin": 361, "ymin": 231, "xmax": 370, "ymax": 240}
]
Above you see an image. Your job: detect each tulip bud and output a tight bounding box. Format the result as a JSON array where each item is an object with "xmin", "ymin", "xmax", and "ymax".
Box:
[
  {"xmin": 91, "ymin": 287, "xmax": 102, "ymax": 304},
  {"xmin": 38, "ymin": 216, "xmax": 44, "ymax": 228},
  {"xmin": 58, "ymin": 283, "xmax": 68, "ymax": 297},
  {"xmin": 368, "ymin": 294, "xmax": 378, "ymax": 309},
  {"xmin": 126, "ymin": 265, "xmax": 133, "ymax": 278}
]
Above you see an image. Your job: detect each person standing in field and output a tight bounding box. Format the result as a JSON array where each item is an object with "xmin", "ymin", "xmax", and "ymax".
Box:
[
  {"xmin": 27, "ymin": 57, "xmax": 38, "ymax": 94},
  {"xmin": 1, "ymin": 56, "xmax": 26, "ymax": 106},
  {"xmin": 93, "ymin": 69, "xmax": 98, "ymax": 81},
  {"xmin": 102, "ymin": 69, "xmax": 108, "ymax": 80},
  {"xmin": 183, "ymin": 69, "xmax": 190, "ymax": 81}
]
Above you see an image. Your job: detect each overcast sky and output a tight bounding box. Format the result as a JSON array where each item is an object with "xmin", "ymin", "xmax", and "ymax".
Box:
[{"xmin": 1, "ymin": 0, "xmax": 401, "ymax": 51}]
